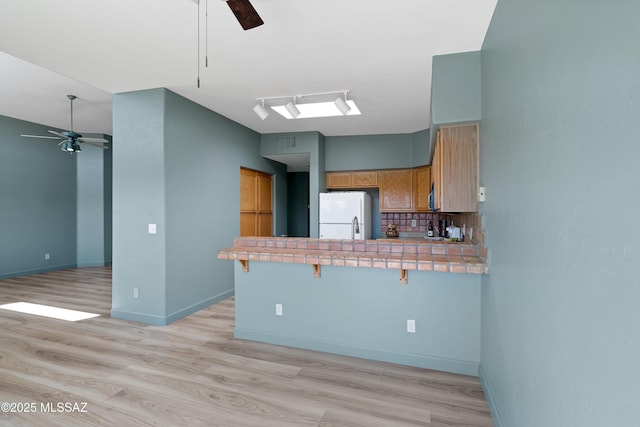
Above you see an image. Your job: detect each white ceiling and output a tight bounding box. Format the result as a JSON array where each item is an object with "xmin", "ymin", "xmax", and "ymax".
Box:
[{"xmin": 0, "ymin": 0, "xmax": 496, "ymax": 140}]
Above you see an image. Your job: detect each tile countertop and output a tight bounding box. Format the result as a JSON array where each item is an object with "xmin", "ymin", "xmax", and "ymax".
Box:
[{"xmin": 218, "ymin": 237, "xmax": 489, "ymax": 275}]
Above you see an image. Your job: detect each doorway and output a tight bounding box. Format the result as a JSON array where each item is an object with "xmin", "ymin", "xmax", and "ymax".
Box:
[
  {"xmin": 287, "ymin": 172, "xmax": 310, "ymax": 237},
  {"xmin": 240, "ymin": 167, "xmax": 273, "ymax": 237}
]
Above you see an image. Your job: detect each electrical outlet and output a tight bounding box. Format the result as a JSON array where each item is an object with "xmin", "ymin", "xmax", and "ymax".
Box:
[
  {"xmin": 44, "ymin": 253, "xmax": 50, "ymax": 260},
  {"xmin": 275, "ymin": 304, "xmax": 283, "ymax": 316},
  {"xmin": 407, "ymin": 319, "xmax": 416, "ymax": 333},
  {"xmin": 133, "ymin": 288, "xmax": 139, "ymax": 298},
  {"xmin": 411, "ymin": 219, "xmax": 417, "ymax": 227}
]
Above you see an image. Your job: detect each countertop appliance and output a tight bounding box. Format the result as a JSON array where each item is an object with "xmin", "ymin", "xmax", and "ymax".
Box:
[{"xmin": 319, "ymin": 192, "xmax": 371, "ymax": 240}]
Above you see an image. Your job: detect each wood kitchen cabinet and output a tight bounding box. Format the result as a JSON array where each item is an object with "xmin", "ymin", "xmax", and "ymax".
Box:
[
  {"xmin": 431, "ymin": 124, "xmax": 478, "ymax": 212},
  {"xmin": 379, "ymin": 169, "xmax": 414, "ymax": 212},
  {"xmin": 326, "ymin": 170, "xmax": 378, "ymax": 189},
  {"xmin": 240, "ymin": 167, "xmax": 273, "ymax": 236},
  {"xmin": 413, "ymin": 166, "xmax": 431, "ymax": 212}
]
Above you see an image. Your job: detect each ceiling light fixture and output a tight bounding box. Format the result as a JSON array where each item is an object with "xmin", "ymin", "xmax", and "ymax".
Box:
[
  {"xmin": 285, "ymin": 98, "xmax": 301, "ymax": 119},
  {"xmin": 334, "ymin": 92, "xmax": 351, "ymax": 115},
  {"xmin": 253, "ymin": 100, "xmax": 270, "ymax": 120},
  {"xmin": 255, "ymin": 90, "xmax": 361, "ymax": 120}
]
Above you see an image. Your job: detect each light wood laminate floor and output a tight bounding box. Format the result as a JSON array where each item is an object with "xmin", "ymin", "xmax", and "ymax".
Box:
[{"xmin": 0, "ymin": 267, "xmax": 494, "ymax": 426}]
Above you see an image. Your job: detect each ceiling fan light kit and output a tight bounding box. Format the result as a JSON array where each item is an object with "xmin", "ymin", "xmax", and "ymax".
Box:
[{"xmin": 254, "ymin": 90, "xmax": 361, "ymax": 120}]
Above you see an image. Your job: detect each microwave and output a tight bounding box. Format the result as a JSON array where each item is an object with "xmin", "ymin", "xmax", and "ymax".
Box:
[{"xmin": 428, "ymin": 182, "xmax": 435, "ymax": 211}]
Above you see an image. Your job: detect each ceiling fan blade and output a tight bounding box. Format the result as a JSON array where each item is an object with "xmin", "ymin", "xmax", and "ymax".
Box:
[
  {"xmin": 226, "ymin": 0, "xmax": 264, "ymax": 30},
  {"xmin": 78, "ymin": 137, "xmax": 108, "ymax": 143},
  {"xmin": 21, "ymin": 134, "xmax": 61, "ymax": 140},
  {"xmin": 48, "ymin": 130, "xmax": 67, "ymax": 138},
  {"xmin": 81, "ymin": 141, "xmax": 109, "ymax": 149}
]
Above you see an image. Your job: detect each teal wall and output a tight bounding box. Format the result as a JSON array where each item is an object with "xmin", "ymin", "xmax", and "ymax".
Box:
[
  {"xmin": 479, "ymin": 2, "xmax": 640, "ymax": 427},
  {"xmin": 111, "ymin": 88, "xmax": 286, "ymax": 325},
  {"xmin": 111, "ymin": 89, "xmax": 167, "ymax": 323},
  {"xmin": 261, "ymin": 132, "xmax": 324, "ymax": 237},
  {"xmin": 410, "ymin": 129, "xmax": 430, "ymax": 167},
  {"xmin": 234, "ymin": 261, "xmax": 481, "ymax": 376},
  {"xmin": 429, "ymin": 51, "xmax": 481, "ymax": 153},
  {"xmin": 325, "ymin": 129, "xmax": 430, "ymax": 170},
  {"xmin": 77, "ymin": 134, "xmax": 112, "ymax": 267},
  {"xmin": 1, "ymin": 116, "xmax": 112, "ymax": 278}
]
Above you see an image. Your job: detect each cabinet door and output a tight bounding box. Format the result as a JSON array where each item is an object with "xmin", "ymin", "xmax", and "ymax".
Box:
[
  {"xmin": 433, "ymin": 131, "xmax": 444, "ymax": 211},
  {"xmin": 326, "ymin": 172, "xmax": 352, "ymax": 189},
  {"xmin": 326, "ymin": 171, "xmax": 378, "ymax": 189},
  {"xmin": 439, "ymin": 124, "xmax": 478, "ymax": 212},
  {"xmin": 379, "ymin": 169, "xmax": 414, "ymax": 212},
  {"xmin": 257, "ymin": 173, "xmax": 273, "ymax": 236},
  {"xmin": 240, "ymin": 168, "xmax": 273, "ymax": 236},
  {"xmin": 351, "ymin": 171, "xmax": 378, "ymax": 187},
  {"xmin": 414, "ymin": 166, "xmax": 431, "ymax": 211},
  {"xmin": 431, "ymin": 124, "xmax": 478, "ymax": 212}
]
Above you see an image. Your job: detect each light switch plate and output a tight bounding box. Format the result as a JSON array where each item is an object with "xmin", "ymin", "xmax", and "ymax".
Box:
[
  {"xmin": 407, "ymin": 319, "xmax": 416, "ymax": 333},
  {"xmin": 275, "ymin": 304, "xmax": 283, "ymax": 316},
  {"xmin": 148, "ymin": 224, "xmax": 157, "ymax": 234},
  {"xmin": 478, "ymin": 187, "xmax": 486, "ymax": 202}
]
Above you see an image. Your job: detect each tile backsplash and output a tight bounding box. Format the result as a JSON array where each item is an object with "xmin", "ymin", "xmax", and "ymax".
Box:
[
  {"xmin": 381, "ymin": 212, "xmax": 488, "ymax": 261},
  {"xmin": 381, "ymin": 212, "xmax": 445, "ymax": 234}
]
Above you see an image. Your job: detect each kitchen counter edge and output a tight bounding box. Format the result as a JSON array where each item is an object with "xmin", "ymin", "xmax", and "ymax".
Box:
[{"xmin": 218, "ymin": 237, "xmax": 489, "ymax": 275}]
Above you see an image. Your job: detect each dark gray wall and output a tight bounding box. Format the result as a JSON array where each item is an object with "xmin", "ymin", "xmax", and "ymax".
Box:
[
  {"xmin": 479, "ymin": 1, "xmax": 640, "ymax": 426},
  {"xmin": 111, "ymin": 88, "xmax": 287, "ymax": 325},
  {"xmin": 0, "ymin": 115, "xmax": 78, "ymax": 277},
  {"xmin": 286, "ymin": 172, "xmax": 309, "ymax": 237}
]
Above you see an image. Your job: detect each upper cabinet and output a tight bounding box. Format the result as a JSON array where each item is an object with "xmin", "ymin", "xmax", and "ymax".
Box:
[
  {"xmin": 326, "ymin": 171, "xmax": 378, "ymax": 189},
  {"xmin": 379, "ymin": 169, "xmax": 414, "ymax": 212},
  {"xmin": 431, "ymin": 124, "xmax": 478, "ymax": 212},
  {"xmin": 326, "ymin": 168, "xmax": 433, "ymax": 212},
  {"xmin": 413, "ymin": 166, "xmax": 431, "ymax": 212}
]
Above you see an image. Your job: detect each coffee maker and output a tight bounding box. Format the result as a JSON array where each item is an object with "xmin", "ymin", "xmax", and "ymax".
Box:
[{"xmin": 439, "ymin": 219, "xmax": 447, "ymax": 237}]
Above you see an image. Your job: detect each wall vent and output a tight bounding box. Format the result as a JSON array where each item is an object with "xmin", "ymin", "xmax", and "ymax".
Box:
[{"xmin": 276, "ymin": 136, "xmax": 296, "ymax": 148}]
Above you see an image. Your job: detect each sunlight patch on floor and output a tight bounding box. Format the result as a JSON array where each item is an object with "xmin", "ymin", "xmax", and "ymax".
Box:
[{"xmin": 0, "ymin": 302, "xmax": 100, "ymax": 321}]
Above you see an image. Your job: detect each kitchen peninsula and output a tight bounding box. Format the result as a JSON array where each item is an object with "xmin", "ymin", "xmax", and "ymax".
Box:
[{"xmin": 218, "ymin": 236, "xmax": 488, "ymax": 376}]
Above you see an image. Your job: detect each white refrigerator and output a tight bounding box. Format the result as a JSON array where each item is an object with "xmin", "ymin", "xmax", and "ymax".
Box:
[{"xmin": 319, "ymin": 192, "xmax": 372, "ymax": 240}]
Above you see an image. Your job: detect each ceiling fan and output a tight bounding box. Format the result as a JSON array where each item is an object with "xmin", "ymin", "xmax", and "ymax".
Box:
[
  {"xmin": 195, "ymin": 0, "xmax": 263, "ymax": 87},
  {"xmin": 223, "ymin": 0, "xmax": 263, "ymax": 30},
  {"xmin": 21, "ymin": 95, "xmax": 109, "ymax": 153}
]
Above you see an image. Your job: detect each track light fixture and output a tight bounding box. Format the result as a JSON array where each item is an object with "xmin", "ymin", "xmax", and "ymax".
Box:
[
  {"xmin": 334, "ymin": 92, "xmax": 351, "ymax": 115},
  {"xmin": 253, "ymin": 99, "xmax": 270, "ymax": 120},
  {"xmin": 254, "ymin": 90, "xmax": 361, "ymax": 120},
  {"xmin": 285, "ymin": 98, "xmax": 301, "ymax": 119}
]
